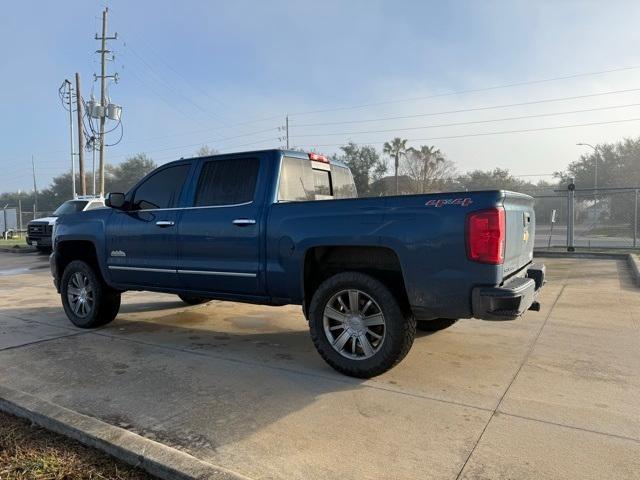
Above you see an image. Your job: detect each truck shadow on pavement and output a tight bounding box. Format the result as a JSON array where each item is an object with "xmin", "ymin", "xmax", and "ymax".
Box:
[{"xmin": 1, "ymin": 299, "xmax": 433, "ymax": 457}]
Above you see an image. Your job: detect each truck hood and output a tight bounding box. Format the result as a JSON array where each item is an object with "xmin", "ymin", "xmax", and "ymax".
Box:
[{"xmin": 30, "ymin": 217, "xmax": 57, "ymax": 225}]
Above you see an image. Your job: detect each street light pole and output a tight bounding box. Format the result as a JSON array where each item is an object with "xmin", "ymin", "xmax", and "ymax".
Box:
[
  {"xmin": 577, "ymin": 142, "xmax": 600, "ymax": 228},
  {"xmin": 576, "ymin": 142, "xmax": 598, "ymax": 190}
]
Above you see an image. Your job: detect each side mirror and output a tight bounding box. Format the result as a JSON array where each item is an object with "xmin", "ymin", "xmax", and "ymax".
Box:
[{"xmin": 105, "ymin": 192, "xmax": 126, "ymax": 209}]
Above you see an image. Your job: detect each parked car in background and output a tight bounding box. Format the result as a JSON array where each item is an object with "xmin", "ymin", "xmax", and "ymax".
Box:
[
  {"xmin": 27, "ymin": 196, "xmax": 105, "ymax": 252},
  {"xmin": 50, "ymin": 149, "xmax": 544, "ymax": 378}
]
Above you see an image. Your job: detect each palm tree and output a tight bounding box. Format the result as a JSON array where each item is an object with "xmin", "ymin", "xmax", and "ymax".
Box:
[{"xmin": 383, "ymin": 138, "xmax": 408, "ymax": 195}]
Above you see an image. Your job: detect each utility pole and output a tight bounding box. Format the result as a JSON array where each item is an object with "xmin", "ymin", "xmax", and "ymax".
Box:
[
  {"xmin": 286, "ymin": 115, "xmax": 289, "ymax": 149},
  {"xmin": 95, "ymin": 7, "xmax": 117, "ymax": 197},
  {"xmin": 64, "ymin": 79, "xmax": 76, "ymax": 198},
  {"xmin": 75, "ymin": 73, "xmax": 86, "ymax": 196},
  {"xmin": 91, "ymin": 138, "xmax": 97, "ymax": 196},
  {"xmin": 31, "ymin": 156, "xmax": 38, "ymax": 215}
]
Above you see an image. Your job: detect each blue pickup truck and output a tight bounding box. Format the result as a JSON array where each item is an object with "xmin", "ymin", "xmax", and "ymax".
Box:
[{"xmin": 50, "ymin": 149, "xmax": 544, "ymax": 377}]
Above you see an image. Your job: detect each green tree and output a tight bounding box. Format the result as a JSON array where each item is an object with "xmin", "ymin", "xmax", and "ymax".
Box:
[
  {"xmin": 557, "ymin": 138, "xmax": 640, "ymax": 188},
  {"xmin": 383, "ymin": 137, "xmax": 408, "ymax": 195},
  {"xmin": 457, "ymin": 168, "xmax": 531, "ymax": 191},
  {"xmin": 105, "ymin": 154, "xmax": 157, "ymax": 193},
  {"xmin": 557, "ymin": 137, "xmax": 640, "ymax": 223},
  {"xmin": 336, "ymin": 142, "xmax": 387, "ymax": 196}
]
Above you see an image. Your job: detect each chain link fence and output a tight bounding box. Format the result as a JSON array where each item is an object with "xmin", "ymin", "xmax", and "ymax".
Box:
[
  {"xmin": 532, "ymin": 186, "xmax": 639, "ymax": 250},
  {"xmin": 0, "ymin": 208, "xmax": 54, "ymax": 239}
]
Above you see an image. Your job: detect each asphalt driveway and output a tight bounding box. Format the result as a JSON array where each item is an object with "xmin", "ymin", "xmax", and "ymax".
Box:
[{"xmin": 0, "ymin": 252, "xmax": 638, "ymax": 479}]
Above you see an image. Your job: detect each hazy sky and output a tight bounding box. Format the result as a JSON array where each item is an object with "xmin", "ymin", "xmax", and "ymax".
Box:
[{"xmin": 2, "ymin": 0, "xmax": 640, "ymax": 193}]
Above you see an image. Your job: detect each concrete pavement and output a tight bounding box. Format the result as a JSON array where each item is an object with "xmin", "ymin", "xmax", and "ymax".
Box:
[{"xmin": 0, "ymin": 252, "xmax": 638, "ymax": 479}]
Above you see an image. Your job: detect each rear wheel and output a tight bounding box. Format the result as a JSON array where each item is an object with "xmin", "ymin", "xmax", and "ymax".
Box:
[
  {"xmin": 416, "ymin": 318, "xmax": 458, "ymax": 332},
  {"xmin": 309, "ymin": 272, "xmax": 416, "ymax": 378},
  {"xmin": 60, "ymin": 260, "xmax": 120, "ymax": 328},
  {"xmin": 178, "ymin": 294, "xmax": 209, "ymax": 305}
]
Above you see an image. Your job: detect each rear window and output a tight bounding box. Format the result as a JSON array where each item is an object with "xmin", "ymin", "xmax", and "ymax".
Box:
[
  {"xmin": 331, "ymin": 165, "xmax": 357, "ymax": 199},
  {"xmin": 277, "ymin": 157, "xmax": 315, "ymax": 201},
  {"xmin": 313, "ymin": 169, "xmax": 332, "ymax": 196},
  {"xmin": 277, "ymin": 157, "xmax": 357, "ymax": 201}
]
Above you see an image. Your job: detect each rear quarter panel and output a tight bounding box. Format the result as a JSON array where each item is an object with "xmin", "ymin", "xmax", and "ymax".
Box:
[{"xmin": 267, "ymin": 191, "xmax": 508, "ymax": 319}]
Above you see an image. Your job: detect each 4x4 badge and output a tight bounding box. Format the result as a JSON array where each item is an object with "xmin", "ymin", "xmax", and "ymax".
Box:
[{"xmin": 110, "ymin": 250, "xmax": 126, "ymax": 257}]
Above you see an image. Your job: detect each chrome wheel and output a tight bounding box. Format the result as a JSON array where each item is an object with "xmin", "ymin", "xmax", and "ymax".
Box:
[
  {"xmin": 323, "ymin": 289, "xmax": 386, "ymax": 360},
  {"xmin": 66, "ymin": 271, "xmax": 94, "ymax": 318}
]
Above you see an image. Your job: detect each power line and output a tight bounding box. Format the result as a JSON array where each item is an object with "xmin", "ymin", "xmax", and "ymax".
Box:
[
  {"xmin": 82, "ymin": 88, "xmax": 640, "ymax": 158},
  {"xmin": 292, "ymin": 102, "xmax": 640, "ymax": 138},
  {"xmin": 106, "ymin": 126, "xmax": 279, "ymax": 161},
  {"xmin": 117, "ymin": 29, "xmax": 232, "ymax": 114},
  {"xmin": 292, "ymin": 87, "xmax": 640, "ymax": 128},
  {"xmin": 287, "ymin": 65, "xmax": 640, "ymax": 117},
  {"xmin": 121, "ymin": 43, "xmax": 230, "ymax": 129},
  {"xmin": 296, "ymin": 117, "xmax": 640, "ymax": 148}
]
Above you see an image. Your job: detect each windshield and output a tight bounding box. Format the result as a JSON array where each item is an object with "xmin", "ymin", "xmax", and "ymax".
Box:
[{"xmin": 53, "ymin": 200, "xmax": 88, "ymax": 216}]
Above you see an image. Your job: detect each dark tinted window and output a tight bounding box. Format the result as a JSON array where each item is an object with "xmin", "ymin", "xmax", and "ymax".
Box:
[
  {"xmin": 132, "ymin": 164, "xmax": 190, "ymax": 210},
  {"xmin": 195, "ymin": 158, "xmax": 259, "ymax": 206},
  {"xmin": 313, "ymin": 169, "xmax": 332, "ymax": 196}
]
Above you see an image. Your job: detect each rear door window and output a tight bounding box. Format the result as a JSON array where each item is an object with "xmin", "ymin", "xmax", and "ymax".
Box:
[
  {"xmin": 194, "ymin": 158, "xmax": 259, "ymax": 206},
  {"xmin": 132, "ymin": 164, "xmax": 190, "ymax": 210}
]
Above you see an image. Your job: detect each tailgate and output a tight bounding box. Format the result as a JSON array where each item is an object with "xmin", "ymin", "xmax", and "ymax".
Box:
[{"xmin": 502, "ymin": 192, "xmax": 535, "ymax": 277}]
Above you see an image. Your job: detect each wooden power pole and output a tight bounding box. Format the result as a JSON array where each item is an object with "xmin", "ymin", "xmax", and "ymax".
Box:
[
  {"xmin": 95, "ymin": 7, "xmax": 116, "ymax": 196},
  {"xmin": 75, "ymin": 73, "xmax": 86, "ymax": 196},
  {"xmin": 98, "ymin": 8, "xmax": 108, "ymax": 197}
]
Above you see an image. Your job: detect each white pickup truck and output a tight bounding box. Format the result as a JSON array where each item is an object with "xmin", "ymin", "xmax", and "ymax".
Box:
[{"xmin": 27, "ymin": 197, "xmax": 105, "ymax": 252}]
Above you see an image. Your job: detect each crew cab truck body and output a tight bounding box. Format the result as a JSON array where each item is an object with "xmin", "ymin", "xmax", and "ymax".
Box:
[{"xmin": 50, "ymin": 149, "xmax": 545, "ymax": 377}]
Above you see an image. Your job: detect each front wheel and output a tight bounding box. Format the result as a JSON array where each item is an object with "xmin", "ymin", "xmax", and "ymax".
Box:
[
  {"xmin": 60, "ymin": 260, "xmax": 120, "ymax": 328},
  {"xmin": 309, "ymin": 272, "xmax": 416, "ymax": 378}
]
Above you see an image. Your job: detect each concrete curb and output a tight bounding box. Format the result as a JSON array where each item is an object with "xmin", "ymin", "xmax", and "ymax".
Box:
[
  {"xmin": 534, "ymin": 250, "xmax": 640, "ymax": 287},
  {"xmin": 0, "ymin": 385, "xmax": 252, "ymax": 480},
  {"xmin": 534, "ymin": 250, "xmax": 629, "ymax": 260},
  {"xmin": 627, "ymin": 253, "xmax": 640, "ymax": 287},
  {"xmin": 0, "ymin": 247, "xmax": 38, "ymax": 254}
]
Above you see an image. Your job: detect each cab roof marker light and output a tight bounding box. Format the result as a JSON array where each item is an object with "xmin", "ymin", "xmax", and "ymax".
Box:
[{"xmin": 308, "ymin": 152, "xmax": 330, "ymax": 164}]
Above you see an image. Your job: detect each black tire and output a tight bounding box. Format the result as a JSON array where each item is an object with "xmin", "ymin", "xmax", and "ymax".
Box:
[
  {"xmin": 309, "ymin": 272, "xmax": 416, "ymax": 378},
  {"xmin": 416, "ymin": 318, "xmax": 458, "ymax": 332},
  {"xmin": 178, "ymin": 295, "xmax": 209, "ymax": 305},
  {"xmin": 60, "ymin": 260, "xmax": 120, "ymax": 328},
  {"xmin": 36, "ymin": 246, "xmax": 52, "ymax": 254}
]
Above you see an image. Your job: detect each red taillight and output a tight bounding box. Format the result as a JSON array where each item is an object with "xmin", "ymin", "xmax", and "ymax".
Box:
[
  {"xmin": 309, "ymin": 152, "xmax": 330, "ymax": 163},
  {"xmin": 466, "ymin": 208, "xmax": 505, "ymax": 264}
]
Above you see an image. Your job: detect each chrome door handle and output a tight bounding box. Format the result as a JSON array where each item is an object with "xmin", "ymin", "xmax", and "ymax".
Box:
[
  {"xmin": 233, "ymin": 218, "xmax": 256, "ymax": 226},
  {"xmin": 155, "ymin": 220, "xmax": 175, "ymax": 227}
]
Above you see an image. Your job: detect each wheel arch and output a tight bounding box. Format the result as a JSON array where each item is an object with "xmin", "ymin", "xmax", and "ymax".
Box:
[
  {"xmin": 55, "ymin": 240, "xmax": 104, "ymax": 285},
  {"xmin": 301, "ymin": 245, "xmax": 411, "ymax": 319}
]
